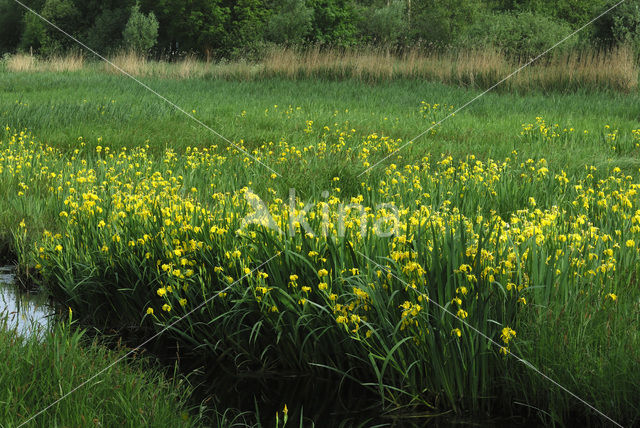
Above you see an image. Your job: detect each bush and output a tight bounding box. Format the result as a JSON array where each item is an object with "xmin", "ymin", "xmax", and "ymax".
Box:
[
  {"xmin": 464, "ymin": 11, "xmax": 578, "ymax": 60},
  {"xmin": 85, "ymin": 6, "xmax": 132, "ymax": 54},
  {"xmin": 409, "ymin": 0, "xmax": 482, "ymax": 46},
  {"xmin": 122, "ymin": 3, "xmax": 158, "ymax": 54},
  {"xmin": 265, "ymin": 0, "xmax": 313, "ymax": 45},
  {"xmin": 308, "ymin": 0, "xmax": 358, "ymax": 46},
  {"xmin": 610, "ymin": 3, "xmax": 640, "ymax": 58},
  {"xmin": 355, "ymin": 0, "xmax": 408, "ymax": 46},
  {"xmin": 19, "ymin": 0, "xmax": 80, "ymax": 56},
  {"xmin": 18, "ymin": 12, "xmax": 47, "ymax": 53}
]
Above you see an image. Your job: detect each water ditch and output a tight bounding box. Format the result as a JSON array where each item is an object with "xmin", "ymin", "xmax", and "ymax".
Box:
[{"xmin": 0, "ymin": 265, "xmax": 52, "ymax": 337}]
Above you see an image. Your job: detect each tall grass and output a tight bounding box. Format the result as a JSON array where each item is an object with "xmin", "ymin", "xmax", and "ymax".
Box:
[
  {"xmin": 4, "ymin": 46, "xmax": 637, "ymax": 92},
  {"xmin": 4, "ymin": 52, "xmax": 36, "ymax": 72},
  {"xmin": 4, "ymin": 52, "xmax": 84, "ymax": 73},
  {"xmin": 262, "ymin": 46, "xmax": 638, "ymax": 91},
  {"xmin": 0, "ymin": 316, "xmax": 199, "ymax": 427}
]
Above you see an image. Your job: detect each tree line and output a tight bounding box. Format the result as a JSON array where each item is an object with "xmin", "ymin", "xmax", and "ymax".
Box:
[{"xmin": 1, "ymin": 0, "xmax": 638, "ymax": 59}]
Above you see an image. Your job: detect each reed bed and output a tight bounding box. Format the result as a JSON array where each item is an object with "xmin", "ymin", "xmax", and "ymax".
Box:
[
  {"xmin": 261, "ymin": 46, "xmax": 638, "ymax": 91},
  {"xmin": 5, "ymin": 52, "xmax": 84, "ymax": 73},
  {"xmin": 4, "ymin": 46, "xmax": 637, "ymax": 92}
]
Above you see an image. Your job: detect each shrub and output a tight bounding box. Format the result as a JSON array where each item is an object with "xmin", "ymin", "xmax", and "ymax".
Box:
[
  {"xmin": 308, "ymin": 0, "xmax": 358, "ymax": 46},
  {"xmin": 355, "ymin": 0, "xmax": 408, "ymax": 46},
  {"xmin": 464, "ymin": 11, "xmax": 578, "ymax": 60},
  {"xmin": 19, "ymin": 0, "xmax": 80, "ymax": 56},
  {"xmin": 609, "ymin": 3, "xmax": 640, "ymax": 58},
  {"xmin": 409, "ymin": 0, "xmax": 482, "ymax": 46},
  {"xmin": 18, "ymin": 12, "xmax": 46, "ymax": 53},
  {"xmin": 39, "ymin": 0, "xmax": 80, "ymax": 56},
  {"xmin": 265, "ymin": 0, "xmax": 313, "ymax": 45},
  {"xmin": 85, "ymin": 6, "xmax": 132, "ymax": 54},
  {"xmin": 122, "ymin": 3, "xmax": 158, "ymax": 54}
]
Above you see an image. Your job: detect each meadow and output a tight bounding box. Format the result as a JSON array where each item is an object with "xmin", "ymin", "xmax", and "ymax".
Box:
[{"xmin": 0, "ymin": 64, "xmax": 639, "ymax": 426}]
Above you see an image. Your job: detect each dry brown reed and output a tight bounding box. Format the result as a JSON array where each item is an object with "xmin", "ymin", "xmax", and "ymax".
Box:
[
  {"xmin": 4, "ymin": 47, "xmax": 637, "ymax": 92},
  {"xmin": 260, "ymin": 46, "xmax": 637, "ymax": 92},
  {"xmin": 5, "ymin": 52, "xmax": 84, "ymax": 73}
]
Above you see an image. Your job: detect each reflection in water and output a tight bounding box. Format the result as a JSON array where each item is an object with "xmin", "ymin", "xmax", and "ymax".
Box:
[{"xmin": 0, "ymin": 266, "xmax": 52, "ymax": 337}]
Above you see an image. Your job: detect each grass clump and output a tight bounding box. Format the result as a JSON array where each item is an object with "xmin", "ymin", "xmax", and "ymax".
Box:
[
  {"xmin": 0, "ymin": 317, "xmax": 198, "ymax": 427},
  {"xmin": 4, "ymin": 52, "xmax": 84, "ymax": 73}
]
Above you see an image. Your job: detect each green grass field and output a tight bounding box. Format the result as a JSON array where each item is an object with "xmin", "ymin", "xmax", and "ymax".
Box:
[
  {"xmin": 1, "ymin": 68, "xmax": 640, "ymax": 426},
  {"xmin": 1, "ymin": 70, "xmax": 638, "ymax": 160}
]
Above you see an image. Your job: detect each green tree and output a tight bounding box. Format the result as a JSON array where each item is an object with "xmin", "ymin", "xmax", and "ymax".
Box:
[
  {"xmin": 223, "ymin": 0, "xmax": 269, "ymax": 58},
  {"xmin": 410, "ymin": 0, "xmax": 483, "ymax": 46},
  {"xmin": 19, "ymin": 12, "xmax": 47, "ymax": 53},
  {"xmin": 265, "ymin": 0, "xmax": 313, "ymax": 45},
  {"xmin": 83, "ymin": 0, "xmax": 135, "ymax": 53},
  {"xmin": 487, "ymin": 1, "xmax": 638, "ymax": 49},
  {"xmin": 308, "ymin": 0, "xmax": 358, "ymax": 46},
  {"xmin": 140, "ymin": 0, "xmax": 229, "ymax": 57},
  {"xmin": 0, "ymin": 0, "xmax": 30, "ymax": 53},
  {"xmin": 594, "ymin": 2, "xmax": 640, "ymax": 46},
  {"xmin": 465, "ymin": 10, "xmax": 577, "ymax": 58},
  {"xmin": 355, "ymin": 0, "xmax": 407, "ymax": 45},
  {"xmin": 485, "ymin": 0, "xmax": 611, "ymax": 33},
  {"xmin": 18, "ymin": 0, "xmax": 80, "ymax": 55},
  {"xmin": 122, "ymin": 3, "xmax": 159, "ymax": 53},
  {"xmin": 610, "ymin": 3, "xmax": 640, "ymax": 45}
]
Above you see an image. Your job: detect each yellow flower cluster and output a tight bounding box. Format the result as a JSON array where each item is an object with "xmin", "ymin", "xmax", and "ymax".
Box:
[
  {"xmin": 2, "ymin": 112, "xmax": 637, "ymax": 357},
  {"xmin": 521, "ymin": 117, "xmax": 639, "ymax": 153}
]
